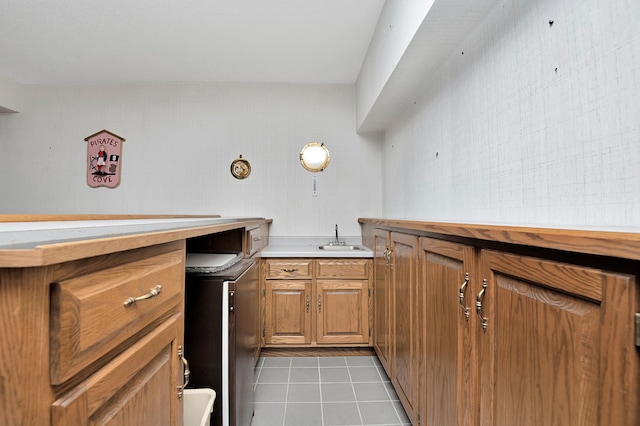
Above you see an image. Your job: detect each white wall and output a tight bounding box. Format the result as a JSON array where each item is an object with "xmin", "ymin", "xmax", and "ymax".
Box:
[
  {"xmin": 381, "ymin": 0, "xmax": 640, "ymax": 229},
  {"xmin": 0, "ymin": 83, "xmax": 383, "ymax": 237},
  {"xmin": 356, "ymin": 0, "xmax": 433, "ymax": 129},
  {"xmin": 0, "ymin": 75, "xmax": 23, "ymax": 112}
]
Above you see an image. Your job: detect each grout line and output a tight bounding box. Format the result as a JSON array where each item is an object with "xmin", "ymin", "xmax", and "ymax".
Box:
[
  {"xmin": 317, "ymin": 357, "xmax": 325, "ymax": 426},
  {"xmin": 346, "ymin": 357, "xmax": 365, "ymax": 425},
  {"xmin": 283, "ymin": 357, "xmax": 292, "ymax": 426}
]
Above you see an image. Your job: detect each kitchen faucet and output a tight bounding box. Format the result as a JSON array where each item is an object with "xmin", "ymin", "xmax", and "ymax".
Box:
[{"xmin": 330, "ymin": 224, "xmax": 345, "ymax": 245}]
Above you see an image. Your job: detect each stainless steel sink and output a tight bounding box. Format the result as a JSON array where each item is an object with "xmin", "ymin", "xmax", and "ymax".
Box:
[{"xmin": 317, "ymin": 245, "xmax": 363, "ymax": 251}]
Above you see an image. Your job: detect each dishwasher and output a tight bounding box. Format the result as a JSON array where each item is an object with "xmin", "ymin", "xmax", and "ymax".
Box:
[{"xmin": 184, "ymin": 253, "xmax": 259, "ymax": 426}]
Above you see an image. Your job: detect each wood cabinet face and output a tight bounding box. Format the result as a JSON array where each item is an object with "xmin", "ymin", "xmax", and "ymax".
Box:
[
  {"xmin": 420, "ymin": 237, "xmax": 475, "ymax": 426},
  {"xmin": 264, "ymin": 280, "xmax": 312, "ymax": 345},
  {"xmin": 390, "ymin": 232, "xmax": 419, "ymax": 423},
  {"xmin": 373, "ymin": 229, "xmax": 391, "ymax": 370},
  {"xmin": 316, "ymin": 280, "xmax": 369, "ymax": 344},
  {"xmin": 479, "ymin": 250, "xmax": 639, "ymax": 426},
  {"xmin": 51, "ymin": 314, "xmax": 181, "ymax": 426},
  {"xmin": 263, "ymin": 258, "xmax": 371, "ymax": 346},
  {"xmin": 50, "ymin": 250, "xmax": 184, "ymax": 384}
]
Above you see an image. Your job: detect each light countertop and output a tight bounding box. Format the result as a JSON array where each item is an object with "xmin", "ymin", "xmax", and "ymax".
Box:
[{"xmin": 261, "ymin": 237, "xmax": 373, "ymax": 258}]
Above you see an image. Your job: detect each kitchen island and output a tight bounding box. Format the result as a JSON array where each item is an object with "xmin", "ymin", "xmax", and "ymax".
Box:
[{"xmin": 0, "ymin": 215, "xmax": 271, "ymax": 426}]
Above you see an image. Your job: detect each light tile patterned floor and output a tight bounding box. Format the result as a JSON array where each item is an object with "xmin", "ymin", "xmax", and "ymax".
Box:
[{"xmin": 251, "ymin": 356, "xmax": 411, "ymax": 426}]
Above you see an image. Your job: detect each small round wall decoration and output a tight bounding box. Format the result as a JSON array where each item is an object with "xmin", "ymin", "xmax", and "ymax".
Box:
[{"xmin": 230, "ymin": 155, "xmax": 251, "ymax": 179}]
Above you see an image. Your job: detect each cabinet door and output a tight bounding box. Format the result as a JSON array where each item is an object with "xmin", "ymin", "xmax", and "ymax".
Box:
[
  {"xmin": 390, "ymin": 232, "xmax": 419, "ymax": 423},
  {"xmin": 420, "ymin": 238, "xmax": 476, "ymax": 426},
  {"xmin": 51, "ymin": 314, "xmax": 183, "ymax": 426},
  {"xmin": 479, "ymin": 250, "xmax": 639, "ymax": 426},
  {"xmin": 264, "ymin": 280, "xmax": 312, "ymax": 345},
  {"xmin": 316, "ymin": 280, "xmax": 369, "ymax": 344},
  {"xmin": 373, "ymin": 229, "xmax": 391, "ymax": 371}
]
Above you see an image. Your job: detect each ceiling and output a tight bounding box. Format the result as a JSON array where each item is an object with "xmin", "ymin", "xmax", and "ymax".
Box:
[{"xmin": 0, "ymin": 0, "xmax": 385, "ymax": 85}]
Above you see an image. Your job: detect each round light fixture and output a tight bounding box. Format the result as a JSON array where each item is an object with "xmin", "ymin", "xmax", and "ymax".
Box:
[{"xmin": 300, "ymin": 142, "xmax": 330, "ymax": 172}]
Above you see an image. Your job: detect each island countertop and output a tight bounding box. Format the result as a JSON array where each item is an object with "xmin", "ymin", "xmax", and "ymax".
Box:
[{"xmin": 0, "ymin": 216, "xmax": 269, "ymax": 267}]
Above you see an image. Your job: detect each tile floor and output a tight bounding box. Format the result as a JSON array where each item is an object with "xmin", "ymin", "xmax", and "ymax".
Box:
[{"xmin": 251, "ymin": 356, "xmax": 411, "ymax": 426}]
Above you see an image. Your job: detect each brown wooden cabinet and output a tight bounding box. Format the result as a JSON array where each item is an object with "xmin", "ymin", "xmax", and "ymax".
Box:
[
  {"xmin": 0, "ymin": 216, "xmax": 271, "ymax": 426},
  {"xmin": 372, "ymin": 230, "xmax": 420, "ymax": 424},
  {"xmin": 478, "ymin": 250, "xmax": 639, "ymax": 426},
  {"xmin": 389, "ymin": 232, "xmax": 420, "ymax": 425},
  {"xmin": 0, "ymin": 241, "xmax": 187, "ymax": 426},
  {"xmin": 51, "ymin": 314, "xmax": 182, "ymax": 426},
  {"xmin": 363, "ymin": 218, "xmax": 640, "ymax": 426},
  {"xmin": 264, "ymin": 279, "xmax": 313, "ymax": 345},
  {"xmin": 245, "ymin": 222, "xmax": 269, "ymax": 257},
  {"xmin": 373, "ymin": 228, "xmax": 392, "ymax": 371},
  {"xmin": 420, "ymin": 237, "xmax": 476, "ymax": 426},
  {"xmin": 262, "ymin": 258, "xmax": 372, "ymax": 347}
]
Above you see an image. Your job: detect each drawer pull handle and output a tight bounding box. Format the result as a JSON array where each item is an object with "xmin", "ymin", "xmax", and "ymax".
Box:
[
  {"xmin": 476, "ymin": 279, "xmax": 488, "ymax": 331},
  {"xmin": 459, "ymin": 273, "xmax": 470, "ymax": 321},
  {"xmin": 124, "ymin": 285, "xmax": 163, "ymax": 307},
  {"xmin": 253, "ymin": 237, "xmax": 261, "ymax": 241},
  {"xmin": 177, "ymin": 346, "xmax": 190, "ymax": 399},
  {"xmin": 282, "ymin": 268, "xmax": 298, "ymax": 273}
]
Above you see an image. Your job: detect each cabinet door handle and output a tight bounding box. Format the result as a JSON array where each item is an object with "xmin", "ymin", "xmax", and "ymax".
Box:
[
  {"xmin": 306, "ymin": 294, "xmax": 310, "ymax": 313},
  {"xmin": 123, "ymin": 285, "xmax": 162, "ymax": 307},
  {"xmin": 476, "ymin": 279, "xmax": 488, "ymax": 331},
  {"xmin": 459, "ymin": 273, "xmax": 470, "ymax": 321},
  {"xmin": 177, "ymin": 346, "xmax": 190, "ymax": 399},
  {"xmin": 317, "ymin": 295, "xmax": 322, "ymax": 313},
  {"xmin": 382, "ymin": 248, "xmax": 389, "ymax": 267},
  {"xmin": 282, "ymin": 268, "xmax": 298, "ymax": 273}
]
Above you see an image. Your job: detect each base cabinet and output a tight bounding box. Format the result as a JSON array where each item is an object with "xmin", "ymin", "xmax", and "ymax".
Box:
[
  {"xmin": 479, "ymin": 250, "xmax": 639, "ymax": 426},
  {"xmin": 373, "ymin": 231, "xmax": 421, "ymax": 425},
  {"xmin": 52, "ymin": 315, "xmax": 182, "ymax": 426},
  {"xmin": 316, "ymin": 279, "xmax": 369, "ymax": 344},
  {"xmin": 373, "ymin": 229, "xmax": 392, "ymax": 372},
  {"xmin": 420, "ymin": 237, "xmax": 475, "ymax": 426},
  {"xmin": 368, "ymin": 225, "xmax": 640, "ymax": 426},
  {"xmin": 0, "ymin": 242, "xmax": 187, "ymax": 426},
  {"xmin": 262, "ymin": 258, "xmax": 372, "ymax": 347},
  {"xmin": 264, "ymin": 280, "xmax": 313, "ymax": 345}
]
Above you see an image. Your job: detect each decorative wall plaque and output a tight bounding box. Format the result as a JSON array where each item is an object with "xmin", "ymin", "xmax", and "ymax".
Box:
[
  {"xmin": 230, "ymin": 155, "xmax": 251, "ymax": 179},
  {"xmin": 84, "ymin": 129, "xmax": 125, "ymax": 188}
]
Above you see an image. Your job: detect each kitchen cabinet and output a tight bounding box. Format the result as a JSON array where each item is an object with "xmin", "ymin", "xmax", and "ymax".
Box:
[
  {"xmin": 361, "ymin": 218, "xmax": 640, "ymax": 426},
  {"xmin": 262, "ymin": 258, "xmax": 372, "ymax": 347},
  {"xmin": 0, "ymin": 241, "xmax": 187, "ymax": 426},
  {"xmin": 316, "ymin": 258, "xmax": 370, "ymax": 345},
  {"xmin": 245, "ymin": 222, "xmax": 269, "ymax": 257},
  {"xmin": 51, "ymin": 314, "xmax": 182, "ymax": 425},
  {"xmin": 420, "ymin": 237, "xmax": 476, "ymax": 426},
  {"xmin": 389, "ymin": 232, "xmax": 420, "ymax": 425},
  {"xmin": 373, "ymin": 228, "xmax": 392, "ymax": 371},
  {"xmin": 372, "ymin": 230, "xmax": 420, "ymax": 424},
  {"xmin": 0, "ymin": 215, "xmax": 271, "ymax": 426},
  {"xmin": 478, "ymin": 250, "xmax": 638, "ymax": 426}
]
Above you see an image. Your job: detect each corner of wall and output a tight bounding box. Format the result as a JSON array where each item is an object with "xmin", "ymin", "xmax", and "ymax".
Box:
[{"xmin": 0, "ymin": 75, "xmax": 24, "ymax": 113}]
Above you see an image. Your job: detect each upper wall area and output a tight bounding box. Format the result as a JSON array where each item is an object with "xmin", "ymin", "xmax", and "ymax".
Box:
[{"xmin": 355, "ymin": 0, "xmax": 498, "ymax": 133}]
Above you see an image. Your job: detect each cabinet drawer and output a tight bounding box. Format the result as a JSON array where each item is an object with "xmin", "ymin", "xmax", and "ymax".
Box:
[
  {"xmin": 50, "ymin": 250, "xmax": 184, "ymax": 384},
  {"xmin": 51, "ymin": 314, "xmax": 180, "ymax": 425},
  {"xmin": 246, "ymin": 226, "xmax": 266, "ymax": 256},
  {"xmin": 266, "ymin": 259, "xmax": 312, "ymax": 279},
  {"xmin": 316, "ymin": 259, "xmax": 370, "ymax": 279}
]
